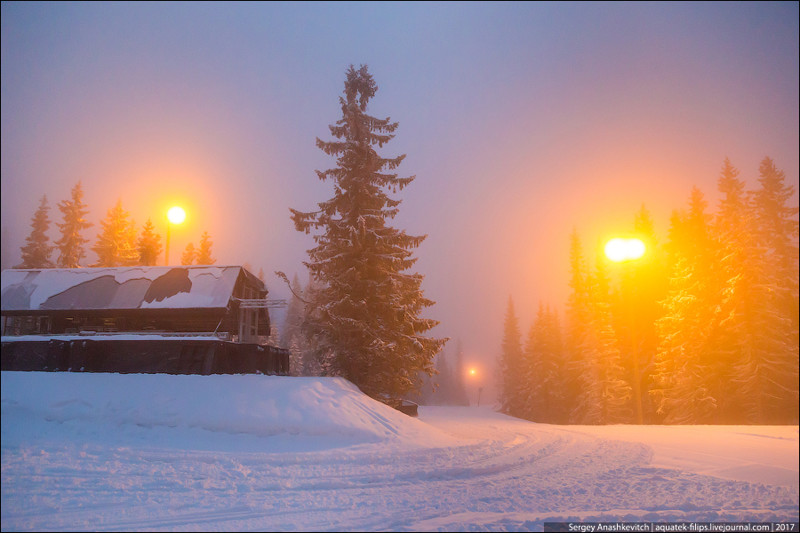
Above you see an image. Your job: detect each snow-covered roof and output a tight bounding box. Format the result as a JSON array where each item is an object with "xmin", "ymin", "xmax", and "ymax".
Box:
[{"xmin": 1, "ymin": 266, "xmax": 252, "ymax": 312}]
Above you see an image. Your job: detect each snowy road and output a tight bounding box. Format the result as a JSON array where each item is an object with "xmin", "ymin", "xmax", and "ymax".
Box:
[{"xmin": 1, "ymin": 373, "xmax": 797, "ymax": 531}]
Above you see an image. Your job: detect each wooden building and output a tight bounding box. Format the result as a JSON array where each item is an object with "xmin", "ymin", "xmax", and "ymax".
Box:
[{"xmin": 1, "ymin": 266, "xmax": 288, "ymax": 375}]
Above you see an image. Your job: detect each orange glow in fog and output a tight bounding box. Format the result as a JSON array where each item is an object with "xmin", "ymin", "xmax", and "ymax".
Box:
[{"xmin": 167, "ymin": 206, "xmax": 186, "ymax": 225}]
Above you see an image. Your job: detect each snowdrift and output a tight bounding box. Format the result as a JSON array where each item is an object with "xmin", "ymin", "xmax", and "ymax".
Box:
[{"xmin": 0, "ymin": 372, "xmax": 456, "ymax": 453}]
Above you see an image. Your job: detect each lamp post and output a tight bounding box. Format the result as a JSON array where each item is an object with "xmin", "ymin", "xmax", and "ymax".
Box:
[
  {"xmin": 468, "ymin": 367, "xmax": 482, "ymax": 407},
  {"xmin": 605, "ymin": 237, "xmax": 646, "ymax": 424},
  {"xmin": 165, "ymin": 206, "xmax": 186, "ymax": 266}
]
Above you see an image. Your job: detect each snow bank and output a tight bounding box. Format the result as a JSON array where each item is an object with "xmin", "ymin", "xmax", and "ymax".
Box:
[{"xmin": 0, "ymin": 372, "xmax": 456, "ymax": 453}]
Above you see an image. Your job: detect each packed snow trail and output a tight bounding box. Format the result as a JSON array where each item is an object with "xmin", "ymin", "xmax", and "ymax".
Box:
[{"xmin": 1, "ymin": 373, "xmax": 797, "ymax": 531}]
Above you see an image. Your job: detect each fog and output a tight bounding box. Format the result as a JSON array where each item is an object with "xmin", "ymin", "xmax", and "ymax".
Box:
[{"xmin": 2, "ymin": 2, "xmax": 798, "ymax": 398}]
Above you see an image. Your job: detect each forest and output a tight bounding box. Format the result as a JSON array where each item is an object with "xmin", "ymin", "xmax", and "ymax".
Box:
[
  {"xmin": 15, "ymin": 183, "xmax": 217, "ymax": 268},
  {"xmin": 498, "ymin": 157, "xmax": 799, "ymax": 425}
]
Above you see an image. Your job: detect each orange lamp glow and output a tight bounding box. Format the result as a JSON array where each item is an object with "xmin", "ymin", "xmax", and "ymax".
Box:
[
  {"xmin": 605, "ymin": 238, "xmax": 645, "ymax": 262},
  {"xmin": 167, "ymin": 206, "xmax": 186, "ymax": 225}
]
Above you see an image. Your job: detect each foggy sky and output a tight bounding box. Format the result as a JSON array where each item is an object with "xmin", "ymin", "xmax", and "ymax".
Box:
[{"xmin": 2, "ymin": 2, "xmax": 798, "ymax": 397}]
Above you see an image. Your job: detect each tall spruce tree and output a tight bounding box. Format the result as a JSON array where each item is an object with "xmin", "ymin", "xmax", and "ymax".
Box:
[
  {"xmin": 653, "ymin": 188, "xmax": 720, "ymax": 423},
  {"xmin": 752, "ymin": 157, "xmax": 799, "ymax": 422},
  {"xmin": 564, "ymin": 230, "xmax": 593, "ymax": 423},
  {"xmin": 92, "ymin": 199, "xmax": 138, "ymax": 267},
  {"xmin": 523, "ymin": 303, "xmax": 566, "ymax": 423},
  {"xmin": 290, "ymin": 64, "xmax": 446, "ymax": 400},
  {"xmin": 137, "ymin": 218, "xmax": 163, "ymax": 266},
  {"xmin": 55, "ymin": 181, "xmax": 92, "ymax": 268},
  {"xmin": 590, "ymin": 257, "xmax": 633, "ymax": 423},
  {"xmin": 498, "ymin": 296, "xmax": 525, "ymax": 417},
  {"xmin": 18, "ymin": 195, "xmax": 55, "ymax": 269},
  {"xmin": 196, "ymin": 231, "xmax": 215, "ymax": 265},
  {"xmin": 713, "ymin": 158, "xmax": 781, "ymax": 423}
]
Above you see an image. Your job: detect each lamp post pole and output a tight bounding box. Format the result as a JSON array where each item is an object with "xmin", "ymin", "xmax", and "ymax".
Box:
[
  {"xmin": 165, "ymin": 206, "xmax": 186, "ymax": 267},
  {"xmin": 605, "ymin": 237, "xmax": 647, "ymax": 424}
]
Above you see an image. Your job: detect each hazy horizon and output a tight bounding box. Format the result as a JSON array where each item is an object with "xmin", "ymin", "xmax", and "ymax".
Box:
[{"xmin": 2, "ymin": 2, "xmax": 798, "ymax": 398}]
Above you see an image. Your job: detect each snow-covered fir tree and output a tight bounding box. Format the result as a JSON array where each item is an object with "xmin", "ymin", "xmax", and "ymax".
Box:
[
  {"xmin": 751, "ymin": 157, "xmax": 799, "ymax": 422},
  {"xmin": 55, "ymin": 182, "xmax": 92, "ymax": 268},
  {"xmin": 196, "ymin": 231, "xmax": 215, "ymax": 265},
  {"xmin": 713, "ymin": 158, "xmax": 783, "ymax": 423},
  {"xmin": 571, "ymin": 254, "xmax": 633, "ymax": 424},
  {"xmin": 181, "ymin": 243, "xmax": 196, "ymax": 266},
  {"xmin": 18, "ymin": 195, "xmax": 55, "ymax": 269},
  {"xmin": 563, "ymin": 230, "xmax": 590, "ymax": 422},
  {"xmin": 652, "ymin": 187, "xmax": 720, "ymax": 423},
  {"xmin": 92, "ymin": 200, "xmax": 138, "ymax": 267},
  {"xmin": 290, "ymin": 65, "xmax": 446, "ymax": 400},
  {"xmin": 137, "ymin": 218, "xmax": 163, "ymax": 266},
  {"xmin": 497, "ymin": 297, "xmax": 525, "ymax": 417},
  {"xmin": 522, "ymin": 303, "xmax": 566, "ymax": 423}
]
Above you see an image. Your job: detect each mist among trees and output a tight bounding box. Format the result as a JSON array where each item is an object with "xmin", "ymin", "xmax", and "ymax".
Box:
[
  {"xmin": 498, "ymin": 157, "xmax": 799, "ymax": 425},
  {"xmin": 14, "ymin": 184, "xmax": 216, "ymax": 269}
]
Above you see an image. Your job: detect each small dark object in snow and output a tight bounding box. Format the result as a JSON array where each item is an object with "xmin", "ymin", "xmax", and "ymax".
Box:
[{"xmin": 379, "ymin": 396, "xmax": 418, "ymax": 417}]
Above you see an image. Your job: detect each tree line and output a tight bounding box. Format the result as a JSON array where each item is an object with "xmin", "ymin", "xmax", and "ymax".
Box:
[
  {"xmin": 498, "ymin": 157, "xmax": 798, "ymax": 425},
  {"xmin": 15, "ymin": 182, "xmax": 216, "ymax": 268}
]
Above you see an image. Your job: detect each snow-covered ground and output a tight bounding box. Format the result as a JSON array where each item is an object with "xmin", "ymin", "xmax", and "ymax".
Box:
[{"xmin": 2, "ymin": 372, "xmax": 797, "ymax": 532}]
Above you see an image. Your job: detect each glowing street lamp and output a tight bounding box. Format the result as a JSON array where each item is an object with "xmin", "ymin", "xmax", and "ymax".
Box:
[
  {"xmin": 604, "ymin": 238, "xmax": 645, "ymax": 262},
  {"xmin": 165, "ymin": 206, "xmax": 186, "ymax": 266},
  {"xmin": 605, "ymin": 236, "xmax": 647, "ymax": 424},
  {"xmin": 468, "ymin": 367, "xmax": 483, "ymax": 407}
]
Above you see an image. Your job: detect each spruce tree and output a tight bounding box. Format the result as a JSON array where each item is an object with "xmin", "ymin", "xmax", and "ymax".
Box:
[
  {"xmin": 653, "ymin": 188, "xmax": 720, "ymax": 423},
  {"xmin": 181, "ymin": 243, "xmax": 196, "ymax": 266},
  {"xmin": 498, "ymin": 297, "xmax": 525, "ymax": 417},
  {"xmin": 590, "ymin": 257, "xmax": 633, "ymax": 423},
  {"xmin": 137, "ymin": 218, "xmax": 163, "ymax": 266},
  {"xmin": 713, "ymin": 158, "xmax": 778, "ymax": 423},
  {"xmin": 523, "ymin": 303, "xmax": 566, "ymax": 423},
  {"xmin": 290, "ymin": 64, "xmax": 446, "ymax": 400},
  {"xmin": 92, "ymin": 199, "xmax": 138, "ymax": 267},
  {"xmin": 564, "ymin": 230, "xmax": 593, "ymax": 422},
  {"xmin": 55, "ymin": 181, "xmax": 92, "ymax": 268},
  {"xmin": 18, "ymin": 195, "xmax": 55, "ymax": 269},
  {"xmin": 752, "ymin": 158, "xmax": 799, "ymax": 421},
  {"xmin": 196, "ymin": 231, "xmax": 215, "ymax": 265}
]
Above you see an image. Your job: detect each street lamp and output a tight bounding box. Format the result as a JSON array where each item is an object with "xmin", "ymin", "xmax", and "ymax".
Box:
[
  {"xmin": 605, "ymin": 238, "xmax": 645, "ymax": 262},
  {"xmin": 605, "ymin": 236, "xmax": 647, "ymax": 423},
  {"xmin": 468, "ymin": 367, "xmax": 483, "ymax": 407},
  {"xmin": 165, "ymin": 206, "xmax": 186, "ymax": 266}
]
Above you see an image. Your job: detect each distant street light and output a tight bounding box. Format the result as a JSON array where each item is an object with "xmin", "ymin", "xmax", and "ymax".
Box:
[
  {"xmin": 468, "ymin": 367, "xmax": 482, "ymax": 407},
  {"xmin": 165, "ymin": 206, "xmax": 186, "ymax": 266}
]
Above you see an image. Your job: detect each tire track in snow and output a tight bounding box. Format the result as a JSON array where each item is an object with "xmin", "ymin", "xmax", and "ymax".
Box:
[{"xmin": 2, "ymin": 409, "xmax": 796, "ymax": 532}]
